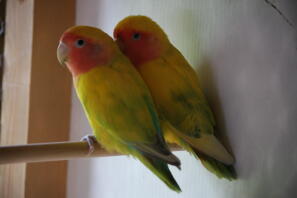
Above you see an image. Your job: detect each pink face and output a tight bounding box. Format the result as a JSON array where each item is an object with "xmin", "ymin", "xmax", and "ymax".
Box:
[
  {"xmin": 58, "ymin": 33, "xmax": 111, "ymax": 76},
  {"xmin": 114, "ymin": 29, "xmax": 162, "ymax": 67}
]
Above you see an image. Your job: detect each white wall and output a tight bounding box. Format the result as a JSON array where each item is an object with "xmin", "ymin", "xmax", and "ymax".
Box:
[{"xmin": 67, "ymin": 0, "xmax": 297, "ymax": 197}]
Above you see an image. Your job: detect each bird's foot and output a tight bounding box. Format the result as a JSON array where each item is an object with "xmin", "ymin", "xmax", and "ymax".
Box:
[{"xmin": 81, "ymin": 135, "xmax": 98, "ymax": 155}]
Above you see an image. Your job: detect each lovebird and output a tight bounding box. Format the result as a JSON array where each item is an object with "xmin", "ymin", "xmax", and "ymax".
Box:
[
  {"xmin": 57, "ymin": 25, "xmax": 182, "ymax": 191},
  {"xmin": 114, "ymin": 16, "xmax": 236, "ymax": 180}
]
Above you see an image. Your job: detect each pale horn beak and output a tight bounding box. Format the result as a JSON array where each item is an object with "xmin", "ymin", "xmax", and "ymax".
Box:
[{"xmin": 57, "ymin": 42, "xmax": 69, "ymax": 65}]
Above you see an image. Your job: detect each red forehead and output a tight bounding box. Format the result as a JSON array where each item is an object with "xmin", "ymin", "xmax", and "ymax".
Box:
[
  {"xmin": 61, "ymin": 32, "xmax": 96, "ymax": 45},
  {"xmin": 114, "ymin": 29, "xmax": 162, "ymax": 66},
  {"xmin": 114, "ymin": 29, "xmax": 150, "ymax": 39}
]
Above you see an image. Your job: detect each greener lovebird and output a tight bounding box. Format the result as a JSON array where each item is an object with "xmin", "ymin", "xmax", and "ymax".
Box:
[
  {"xmin": 114, "ymin": 16, "xmax": 236, "ymax": 180},
  {"xmin": 57, "ymin": 25, "xmax": 182, "ymax": 191}
]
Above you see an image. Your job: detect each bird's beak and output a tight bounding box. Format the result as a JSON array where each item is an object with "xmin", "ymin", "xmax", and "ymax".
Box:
[{"xmin": 57, "ymin": 42, "xmax": 69, "ymax": 65}]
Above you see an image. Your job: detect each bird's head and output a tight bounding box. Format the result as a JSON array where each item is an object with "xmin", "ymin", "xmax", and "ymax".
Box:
[
  {"xmin": 57, "ymin": 26, "xmax": 117, "ymax": 76},
  {"xmin": 114, "ymin": 15, "xmax": 170, "ymax": 66}
]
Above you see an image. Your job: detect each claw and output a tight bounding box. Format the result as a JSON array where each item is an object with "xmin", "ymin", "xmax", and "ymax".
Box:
[{"xmin": 81, "ymin": 135, "xmax": 98, "ymax": 155}]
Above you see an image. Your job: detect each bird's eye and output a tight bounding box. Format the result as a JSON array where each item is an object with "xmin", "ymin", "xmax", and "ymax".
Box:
[
  {"xmin": 132, "ymin": 33, "xmax": 141, "ymax": 40},
  {"xmin": 75, "ymin": 39, "xmax": 85, "ymax": 48}
]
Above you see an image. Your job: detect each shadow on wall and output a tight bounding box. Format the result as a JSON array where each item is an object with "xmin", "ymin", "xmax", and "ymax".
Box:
[
  {"xmin": 168, "ymin": 7, "xmax": 236, "ymax": 157},
  {"xmin": 196, "ymin": 2, "xmax": 297, "ymax": 197},
  {"xmin": 197, "ymin": 59, "xmax": 234, "ymax": 154},
  {"xmin": 168, "ymin": 6, "xmax": 239, "ymax": 178}
]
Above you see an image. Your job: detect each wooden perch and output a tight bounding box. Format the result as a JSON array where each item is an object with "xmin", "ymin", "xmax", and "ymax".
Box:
[{"xmin": 0, "ymin": 141, "xmax": 180, "ymax": 164}]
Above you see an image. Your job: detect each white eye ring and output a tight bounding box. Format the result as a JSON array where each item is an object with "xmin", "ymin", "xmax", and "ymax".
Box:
[{"xmin": 75, "ymin": 39, "xmax": 85, "ymax": 48}]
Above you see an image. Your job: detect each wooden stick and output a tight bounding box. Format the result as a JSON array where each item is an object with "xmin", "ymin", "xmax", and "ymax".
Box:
[{"xmin": 0, "ymin": 141, "xmax": 181, "ymax": 164}]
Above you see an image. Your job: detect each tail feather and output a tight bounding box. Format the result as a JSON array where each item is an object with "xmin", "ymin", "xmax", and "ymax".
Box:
[
  {"xmin": 179, "ymin": 139, "xmax": 236, "ymax": 180},
  {"xmin": 136, "ymin": 144, "xmax": 181, "ymax": 169},
  {"xmin": 179, "ymin": 138, "xmax": 236, "ymax": 180},
  {"xmin": 192, "ymin": 147, "xmax": 236, "ymax": 180},
  {"xmin": 135, "ymin": 150, "xmax": 182, "ymax": 192},
  {"xmin": 162, "ymin": 120, "xmax": 236, "ymax": 180},
  {"xmin": 175, "ymin": 131, "xmax": 234, "ymax": 165},
  {"xmin": 162, "ymin": 120, "xmax": 234, "ymax": 165}
]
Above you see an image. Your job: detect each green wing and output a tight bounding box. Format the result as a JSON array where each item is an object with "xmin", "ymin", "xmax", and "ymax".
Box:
[
  {"xmin": 75, "ymin": 57, "xmax": 180, "ymax": 165},
  {"xmin": 162, "ymin": 45, "xmax": 216, "ymax": 137},
  {"xmin": 77, "ymin": 63, "xmax": 159, "ymax": 142}
]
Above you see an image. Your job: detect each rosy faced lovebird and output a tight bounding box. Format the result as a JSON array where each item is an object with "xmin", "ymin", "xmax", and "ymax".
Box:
[
  {"xmin": 57, "ymin": 26, "xmax": 182, "ymax": 192},
  {"xmin": 114, "ymin": 16, "xmax": 236, "ymax": 180}
]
